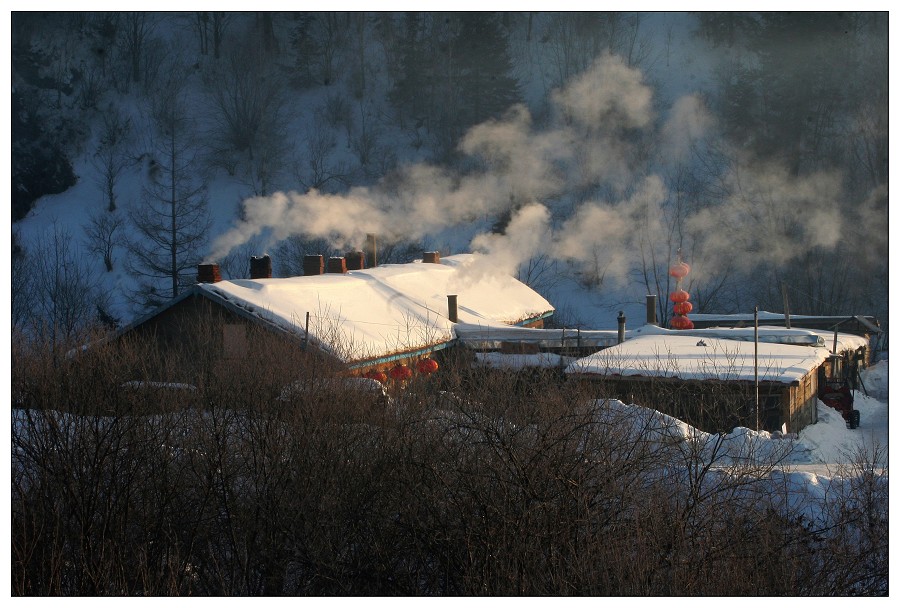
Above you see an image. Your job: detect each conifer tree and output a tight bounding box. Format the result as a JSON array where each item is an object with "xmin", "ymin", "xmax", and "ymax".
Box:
[{"xmin": 128, "ymin": 65, "xmax": 210, "ymax": 310}]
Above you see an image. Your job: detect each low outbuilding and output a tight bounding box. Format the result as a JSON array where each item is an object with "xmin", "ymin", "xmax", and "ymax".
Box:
[{"xmin": 565, "ymin": 326, "xmax": 832, "ymax": 434}]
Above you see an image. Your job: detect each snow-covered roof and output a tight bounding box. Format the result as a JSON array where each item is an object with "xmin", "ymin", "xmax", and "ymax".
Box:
[
  {"xmin": 565, "ymin": 332, "xmax": 830, "ymax": 385},
  {"xmin": 627, "ymin": 323, "xmax": 869, "ymax": 354},
  {"xmin": 196, "ymin": 254, "xmax": 554, "ymax": 365}
]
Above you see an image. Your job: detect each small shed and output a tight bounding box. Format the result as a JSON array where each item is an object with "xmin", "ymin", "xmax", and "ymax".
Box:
[{"xmin": 565, "ymin": 329, "xmax": 830, "ymax": 434}]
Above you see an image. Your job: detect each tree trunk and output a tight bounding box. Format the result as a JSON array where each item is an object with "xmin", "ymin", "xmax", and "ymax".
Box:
[{"xmin": 170, "ymin": 128, "xmax": 178, "ymax": 298}]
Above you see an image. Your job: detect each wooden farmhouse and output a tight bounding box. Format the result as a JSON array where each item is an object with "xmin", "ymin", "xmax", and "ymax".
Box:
[
  {"xmin": 564, "ymin": 325, "xmax": 866, "ymax": 434},
  {"xmin": 115, "ymin": 252, "xmax": 555, "ymax": 382}
]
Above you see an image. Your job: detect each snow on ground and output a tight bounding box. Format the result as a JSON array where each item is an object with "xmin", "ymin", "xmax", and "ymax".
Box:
[{"xmin": 792, "ymin": 360, "xmax": 889, "ymax": 469}]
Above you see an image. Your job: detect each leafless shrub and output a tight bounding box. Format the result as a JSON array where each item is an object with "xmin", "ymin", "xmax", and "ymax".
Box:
[{"xmin": 12, "ymin": 325, "xmax": 888, "ymax": 596}]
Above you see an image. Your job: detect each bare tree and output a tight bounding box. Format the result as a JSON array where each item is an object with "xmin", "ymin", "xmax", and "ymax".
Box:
[
  {"xmin": 83, "ymin": 208, "xmax": 125, "ymax": 272},
  {"xmin": 316, "ymin": 12, "xmax": 347, "ymax": 86},
  {"xmin": 210, "ymin": 13, "xmax": 231, "ymax": 60},
  {"xmin": 204, "ymin": 41, "xmax": 289, "ymax": 187},
  {"xmin": 117, "ymin": 12, "xmax": 156, "ymax": 89},
  {"xmin": 11, "ymin": 231, "xmax": 33, "ymax": 332},
  {"xmin": 292, "ymin": 124, "xmax": 350, "ymax": 193},
  {"xmin": 91, "ymin": 107, "xmax": 133, "ymax": 212},
  {"xmin": 128, "ymin": 65, "xmax": 210, "ymax": 309},
  {"xmin": 26, "ymin": 223, "xmax": 108, "ymax": 348},
  {"xmin": 190, "ymin": 12, "xmax": 232, "ymax": 60}
]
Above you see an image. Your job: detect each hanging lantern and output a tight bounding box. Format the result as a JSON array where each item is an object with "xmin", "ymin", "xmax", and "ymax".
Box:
[
  {"xmin": 669, "ymin": 289, "xmax": 690, "ymax": 303},
  {"xmin": 673, "ymin": 301, "xmax": 693, "ymax": 315},
  {"xmin": 367, "ymin": 370, "xmax": 388, "ymax": 384},
  {"xmin": 668, "ymin": 261, "xmax": 691, "ymax": 279},
  {"xmin": 417, "ymin": 358, "xmax": 439, "ymax": 375},
  {"xmin": 669, "ymin": 315, "xmax": 695, "ymax": 330},
  {"xmin": 389, "ymin": 364, "xmax": 413, "ymax": 381}
]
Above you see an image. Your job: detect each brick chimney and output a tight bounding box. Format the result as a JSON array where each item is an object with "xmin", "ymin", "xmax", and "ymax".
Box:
[
  {"xmin": 327, "ymin": 256, "xmax": 348, "ymax": 274},
  {"xmin": 423, "ymin": 251, "xmax": 441, "ymax": 264},
  {"xmin": 197, "ymin": 263, "xmax": 221, "ymax": 283},
  {"xmin": 303, "ymin": 254, "xmax": 324, "ymax": 276},
  {"xmin": 250, "ymin": 254, "xmax": 272, "ymax": 279},
  {"xmin": 345, "ymin": 251, "xmax": 366, "ymax": 271}
]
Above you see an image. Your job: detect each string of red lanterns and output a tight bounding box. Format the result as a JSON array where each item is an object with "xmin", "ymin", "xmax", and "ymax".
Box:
[
  {"xmin": 668, "ymin": 253, "xmax": 694, "ymax": 330},
  {"xmin": 364, "ymin": 358, "xmax": 439, "ymax": 384}
]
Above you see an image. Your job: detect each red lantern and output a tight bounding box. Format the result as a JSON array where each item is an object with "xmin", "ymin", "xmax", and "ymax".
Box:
[
  {"xmin": 389, "ymin": 364, "xmax": 413, "ymax": 381},
  {"xmin": 673, "ymin": 301, "xmax": 693, "ymax": 315},
  {"xmin": 669, "ymin": 289, "xmax": 690, "ymax": 303},
  {"xmin": 367, "ymin": 370, "xmax": 388, "ymax": 383},
  {"xmin": 668, "ymin": 261, "xmax": 691, "ymax": 279},
  {"xmin": 669, "ymin": 315, "xmax": 684, "ymax": 329},
  {"xmin": 670, "ymin": 315, "xmax": 693, "ymax": 330},
  {"xmin": 417, "ymin": 358, "xmax": 439, "ymax": 374}
]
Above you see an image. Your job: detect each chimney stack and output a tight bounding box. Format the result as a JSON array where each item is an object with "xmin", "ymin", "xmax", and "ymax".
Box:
[
  {"xmin": 250, "ymin": 254, "xmax": 272, "ymax": 279},
  {"xmin": 423, "ymin": 251, "xmax": 441, "ymax": 264},
  {"xmin": 327, "ymin": 256, "xmax": 348, "ymax": 274},
  {"xmin": 345, "ymin": 251, "xmax": 366, "ymax": 271},
  {"xmin": 617, "ymin": 311, "xmax": 626, "ymax": 344},
  {"xmin": 646, "ymin": 295, "xmax": 657, "ymax": 325},
  {"xmin": 197, "ymin": 263, "xmax": 221, "ymax": 284},
  {"xmin": 447, "ymin": 294, "xmax": 458, "ymax": 323},
  {"xmin": 365, "ymin": 233, "xmax": 378, "ymax": 268},
  {"xmin": 303, "ymin": 254, "xmax": 324, "ymax": 276}
]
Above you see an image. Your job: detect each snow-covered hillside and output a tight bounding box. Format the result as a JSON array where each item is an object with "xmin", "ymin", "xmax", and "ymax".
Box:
[{"xmin": 10, "ymin": 12, "xmax": 889, "ymax": 336}]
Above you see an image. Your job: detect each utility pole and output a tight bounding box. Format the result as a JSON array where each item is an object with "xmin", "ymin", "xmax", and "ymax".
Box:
[
  {"xmin": 754, "ymin": 305, "xmax": 759, "ymax": 431},
  {"xmin": 781, "ymin": 281, "xmax": 791, "ymax": 329}
]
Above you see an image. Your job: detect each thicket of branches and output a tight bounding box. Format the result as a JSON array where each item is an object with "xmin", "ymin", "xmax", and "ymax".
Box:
[{"xmin": 11, "ymin": 328, "xmax": 888, "ymax": 596}]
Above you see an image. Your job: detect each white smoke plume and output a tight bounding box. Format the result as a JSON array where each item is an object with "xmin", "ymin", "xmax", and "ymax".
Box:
[
  {"xmin": 210, "ymin": 54, "xmax": 657, "ymax": 265},
  {"xmin": 210, "ymin": 52, "xmax": 875, "ymax": 301},
  {"xmin": 684, "ymin": 159, "xmax": 847, "ymax": 278},
  {"xmin": 551, "ymin": 52, "xmax": 654, "ymax": 130},
  {"xmin": 660, "ymin": 93, "xmax": 713, "ymax": 163},
  {"xmin": 468, "ymin": 202, "xmax": 552, "ymax": 281},
  {"xmin": 552, "ymin": 176, "xmax": 669, "ymax": 285}
]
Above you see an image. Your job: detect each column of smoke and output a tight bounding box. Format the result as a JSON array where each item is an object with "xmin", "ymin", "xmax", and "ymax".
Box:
[{"xmin": 211, "ymin": 53, "xmax": 878, "ymax": 291}]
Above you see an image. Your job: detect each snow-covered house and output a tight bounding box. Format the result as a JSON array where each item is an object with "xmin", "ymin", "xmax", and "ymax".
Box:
[
  {"xmin": 117, "ymin": 252, "xmax": 554, "ymax": 379},
  {"xmin": 565, "ymin": 325, "xmax": 833, "ymax": 434}
]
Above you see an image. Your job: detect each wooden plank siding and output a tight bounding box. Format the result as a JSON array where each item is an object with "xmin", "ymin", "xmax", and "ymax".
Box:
[
  {"xmin": 782, "ymin": 368, "xmax": 819, "ymax": 433},
  {"xmin": 570, "ymin": 373, "xmax": 812, "ymax": 434},
  {"xmin": 121, "ymin": 293, "xmax": 340, "ymax": 383}
]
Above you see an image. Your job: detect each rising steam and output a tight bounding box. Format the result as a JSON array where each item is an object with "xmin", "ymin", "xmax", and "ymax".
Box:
[{"xmin": 210, "ymin": 52, "xmax": 876, "ymax": 294}]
